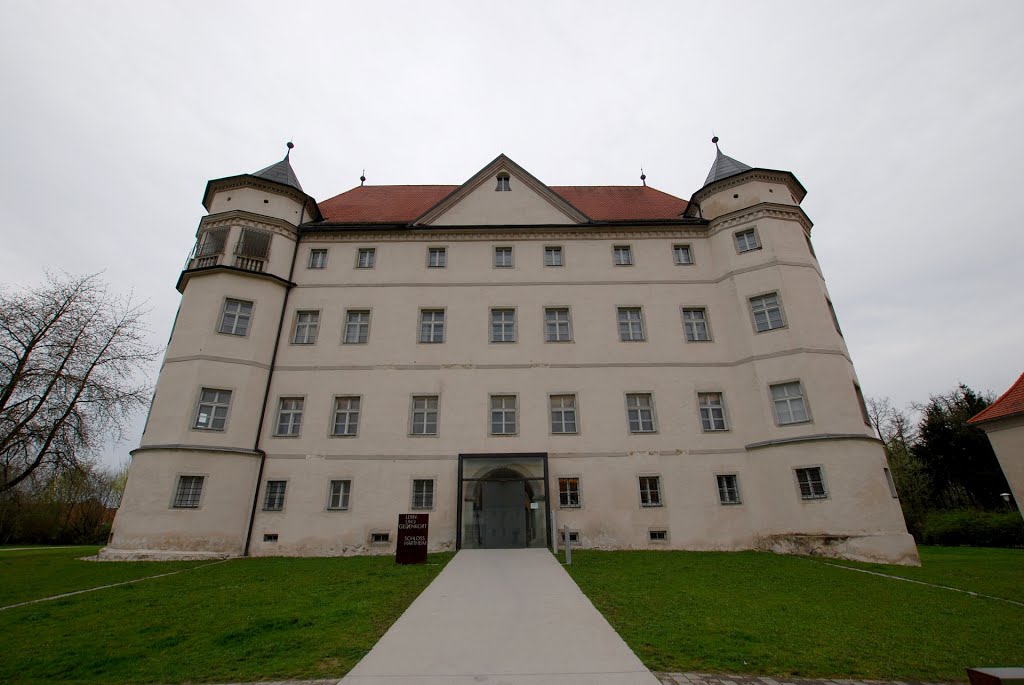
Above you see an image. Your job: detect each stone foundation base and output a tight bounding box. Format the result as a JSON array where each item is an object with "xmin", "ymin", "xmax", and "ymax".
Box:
[
  {"xmin": 95, "ymin": 547, "xmax": 237, "ymax": 562},
  {"xmin": 756, "ymin": 532, "xmax": 921, "ymax": 566}
]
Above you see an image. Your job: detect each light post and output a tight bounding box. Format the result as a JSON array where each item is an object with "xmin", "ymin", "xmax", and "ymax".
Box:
[{"xmin": 999, "ymin": 493, "xmax": 1013, "ymax": 511}]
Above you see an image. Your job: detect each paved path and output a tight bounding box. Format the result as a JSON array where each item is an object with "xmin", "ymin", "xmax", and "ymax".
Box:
[
  {"xmin": 339, "ymin": 548, "xmax": 660, "ymax": 685},
  {"xmin": 655, "ymin": 673, "xmax": 961, "ymax": 685}
]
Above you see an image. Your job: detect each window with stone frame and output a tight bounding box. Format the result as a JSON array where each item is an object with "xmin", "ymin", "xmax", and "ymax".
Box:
[
  {"xmin": 274, "ymin": 397, "xmax": 304, "ymax": 436},
  {"xmin": 682, "ymin": 307, "xmax": 711, "ymax": 342},
  {"xmin": 173, "ymin": 475, "xmax": 204, "ymax": 508},
  {"xmin": 639, "ymin": 476, "xmax": 662, "ymax": 507},
  {"xmin": 558, "ymin": 477, "xmax": 581, "ymax": 508},
  {"xmin": 410, "ymin": 395, "xmax": 439, "ymax": 435},
  {"xmin": 263, "ymin": 480, "xmax": 287, "ymax": 511},
  {"xmin": 550, "ymin": 394, "xmax": 578, "ymax": 434},
  {"xmin": 332, "ymin": 396, "xmax": 360, "ymax": 436},
  {"xmin": 411, "ymin": 479, "xmax": 435, "ymax": 509},
  {"xmin": 490, "ymin": 395, "xmax": 518, "ymax": 435},
  {"xmin": 698, "ymin": 392, "xmax": 728, "ymax": 431},
  {"xmin": 750, "ymin": 293, "xmax": 785, "ymax": 332},
  {"xmin": 292, "ymin": 310, "xmax": 320, "ymax": 344},
  {"xmin": 194, "ymin": 388, "xmax": 231, "ymax": 430},
  {"xmin": 626, "ymin": 393, "xmax": 656, "ymax": 433},
  {"xmin": 344, "ymin": 310, "xmax": 370, "ymax": 344},
  {"xmin": 219, "ymin": 298, "xmax": 253, "ymax": 336}
]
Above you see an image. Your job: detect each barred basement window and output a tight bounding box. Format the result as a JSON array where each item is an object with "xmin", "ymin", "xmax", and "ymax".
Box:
[
  {"xmin": 750, "ymin": 293, "xmax": 786, "ymax": 332},
  {"xmin": 328, "ymin": 480, "xmax": 351, "ymax": 510},
  {"xmin": 649, "ymin": 530, "xmax": 668, "ymax": 541},
  {"xmin": 716, "ymin": 474, "xmax": 741, "ymax": 505},
  {"xmin": 626, "ymin": 393, "xmax": 656, "ymax": 433},
  {"xmin": 263, "ymin": 480, "xmax": 287, "ymax": 511},
  {"xmin": 565, "ymin": 530, "xmax": 580, "ymax": 543},
  {"xmin": 173, "ymin": 475, "xmax": 204, "ymax": 508},
  {"xmin": 194, "ymin": 388, "xmax": 231, "ymax": 430},
  {"xmin": 795, "ymin": 467, "xmax": 828, "ymax": 500},
  {"xmin": 558, "ymin": 477, "xmax": 581, "ymax": 508},
  {"xmin": 263, "ymin": 533, "xmax": 278, "ymax": 542},
  {"xmin": 332, "ymin": 397, "xmax": 360, "ymax": 436},
  {"xmin": 275, "ymin": 397, "xmax": 304, "ymax": 436},
  {"xmin": 411, "ymin": 479, "xmax": 434, "ymax": 510},
  {"xmin": 371, "ymin": 532, "xmax": 390, "ymax": 543},
  {"xmin": 219, "ymin": 299, "xmax": 252, "ymax": 336},
  {"xmin": 638, "ymin": 476, "xmax": 662, "ymax": 507}
]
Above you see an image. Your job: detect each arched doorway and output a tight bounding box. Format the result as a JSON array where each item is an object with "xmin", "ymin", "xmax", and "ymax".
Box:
[{"xmin": 457, "ymin": 454, "xmax": 550, "ymax": 549}]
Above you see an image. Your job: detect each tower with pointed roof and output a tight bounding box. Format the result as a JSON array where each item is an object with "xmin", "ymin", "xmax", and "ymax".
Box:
[{"xmin": 106, "ymin": 141, "xmax": 918, "ymax": 565}]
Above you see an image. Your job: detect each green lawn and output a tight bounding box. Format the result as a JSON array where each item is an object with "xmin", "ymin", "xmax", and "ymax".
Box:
[
  {"xmin": 0, "ymin": 548, "xmax": 452, "ymax": 684},
  {"xmin": 562, "ymin": 547, "xmax": 1024, "ymax": 681},
  {"xmin": 0, "ymin": 546, "xmax": 207, "ymax": 607}
]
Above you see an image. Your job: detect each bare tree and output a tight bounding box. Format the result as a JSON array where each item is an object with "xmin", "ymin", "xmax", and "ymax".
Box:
[{"xmin": 0, "ymin": 273, "xmax": 158, "ymax": 492}]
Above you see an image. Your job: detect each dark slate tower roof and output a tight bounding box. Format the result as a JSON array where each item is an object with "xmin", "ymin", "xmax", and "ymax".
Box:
[
  {"xmin": 253, "ymin": 144, "xmax": 303, "ymax": 192},
  {"xmin": 703, "ymin": 137, "xmax": 752, "ymax": 186}
]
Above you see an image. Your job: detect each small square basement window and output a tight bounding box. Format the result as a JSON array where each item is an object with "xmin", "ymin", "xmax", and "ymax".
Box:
[
  {"xmin": 370, "ymin": 532, "xmax": 390, "ymax": 544},
  {"xmin": 263, "ymin": 533, "xmax": 278, "ymax": 542}
]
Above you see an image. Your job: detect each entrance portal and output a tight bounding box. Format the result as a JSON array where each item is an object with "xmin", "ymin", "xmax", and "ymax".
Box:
[{"xmin": 458, "ymin": 454, "xmax": 549, "ymax": 550}]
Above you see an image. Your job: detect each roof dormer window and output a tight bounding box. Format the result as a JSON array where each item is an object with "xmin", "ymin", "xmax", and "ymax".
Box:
[{"xmin": 495, "ymin": 173, "xmax": 511, "ymax": 192}]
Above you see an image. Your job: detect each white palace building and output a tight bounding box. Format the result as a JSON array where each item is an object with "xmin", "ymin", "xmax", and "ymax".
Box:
[{"xmin": 104, "ymin": 141, "xmax": 919, "ymax": 564}]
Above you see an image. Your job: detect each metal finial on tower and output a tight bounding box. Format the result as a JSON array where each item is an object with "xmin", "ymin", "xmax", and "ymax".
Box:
[
  {"xmin": 360, "ymin": 169, "xmax": 366, "ymax": 186},
  {"xmin": 640, "ymin": 168, "xmax": 647, "ymax": 187},
  {"xmin": 712, "ymin": 135, "xmax": 720, "ymax": 148},
  {"xmin": 286, "ymin": 141, "xmax": 294, "ymax": 159}
]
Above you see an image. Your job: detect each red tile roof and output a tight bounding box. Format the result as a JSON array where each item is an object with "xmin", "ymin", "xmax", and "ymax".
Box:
[
  {"xmin": 316, "ymin": 184, "xmax": 688, "ymax": 224},
  {"xmin": 969, "ymin": 371, "xmax": 1024, "ymax": 424}
]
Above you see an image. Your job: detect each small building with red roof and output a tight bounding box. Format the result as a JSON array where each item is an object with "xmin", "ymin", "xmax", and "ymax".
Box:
[{"xmin": 969, "ymin": 372, "xmax": 1024, "ymax": 516}]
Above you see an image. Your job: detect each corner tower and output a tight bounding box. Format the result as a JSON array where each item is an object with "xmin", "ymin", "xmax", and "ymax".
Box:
[{"xmin": 105, "ymin": 145, "xmax": 321, "ymax": 559}]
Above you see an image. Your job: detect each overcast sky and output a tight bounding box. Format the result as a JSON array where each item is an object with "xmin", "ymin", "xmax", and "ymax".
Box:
[{"xmin": 2, "ymin": 1, "xmax": 1022, "ymax": 469}]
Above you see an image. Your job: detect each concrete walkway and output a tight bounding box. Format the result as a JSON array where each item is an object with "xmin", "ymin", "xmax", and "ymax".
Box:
[{"xmin": 339, "ymin": 548, "xmax": 660, "ymax": 685}]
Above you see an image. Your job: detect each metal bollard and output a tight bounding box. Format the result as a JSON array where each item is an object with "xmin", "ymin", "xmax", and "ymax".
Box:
[{"xmin": 564, "ymin": 524, "xmax": 571, "ymax": 565}]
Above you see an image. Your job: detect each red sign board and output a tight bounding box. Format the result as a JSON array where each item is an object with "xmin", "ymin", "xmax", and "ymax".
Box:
[{"xmin": 396, "ymin": 513, "xmax": 429, "ymax": 564}]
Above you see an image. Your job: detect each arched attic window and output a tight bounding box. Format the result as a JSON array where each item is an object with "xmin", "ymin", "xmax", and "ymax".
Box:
[{"xmin": 495, "ymin": 173, "xmax": 511, "ymax": 192}]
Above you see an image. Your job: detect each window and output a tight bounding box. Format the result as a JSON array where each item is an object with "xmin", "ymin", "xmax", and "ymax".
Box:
[
  {"xmin": 412, "ymin": 479, "xmax": 434, "ymax": 510},
  {"xmin": 544, "ymin": 246, "xmax": 564, "ymax": 267},
  {"xmin": 356, "ymin": 247, "xmax": 376, "ymax": 269},
  {"xmin": 750, "ymin": 293, "xmax": 785, "ymax": 332},
  {"xmin": 717, "ymin": 474, "xmax": 741, "ymax": 505},
  {"xmin": 194, "ymin": 388, "xmax": 231, "ymax": 430},
  {"xmin": 263, "ymin": 533, "xmax": 278, "ymax": 542},
  {"xmin": 550, "ymin": 394, "xmax": 578, "ymax": 434},
  {"xmin": 490, "ymin": 395, "xmax": 518, "ymax": 435},
  {"xmin": 344, "ymin": 310, "xmax": 370, "ymax": 344},
  {"xmin": 639, "ymin": 476, "xmax": 662, "ymax": 507},
  {"xmin": 884, "ymin": 468, "xmax": 898, "ymax": 498},
  {"xmin": 235, "ymin": 228, "xmax": 272, "ymax": 259},
  {"xmin": 427, "ymin": 247, "xmax": 447, "ymax": 268},
  {"xmin": 219, "ymin": 298, "xmax": 253, "ymax": 336},
  {"xmin": 370, "ymin": 532, "xmax": 390, "ymax": 543},
  {"xmin": 649, "ymin": 530, "xmax": 668, "ymax": 541},
  {"xmin": 332, "ymin": 396, "xmax": 360, "ymax": 436},
  {"xmin": 771, "ymin": 382, "xmax": 809, "ymax": 425},
  {"xmin": 328, "ymin": 480, "xmax": 351, "ymax": 510},
  {"xmin": 673, "ymin": 244, "xmax": 693, "ymax": 265},
  {"xmin": 617, "ymin": 307, "xmax": 645, "ymax": 342},
  {"xmin": 410, "ymin": 395, "xmax": 439, "ymax": 435},
  {"xmin": 854, "ymin": 383, "xmax": 871, "ymax": 426},
  {"xmin": 558, "ymin": 477, "xmax": 581, "ymax": 508},
  {"xmin": 682, "ymin": 307, "xmax": 711, "ymax": 342},
  {"xmin": 195, "ymin": 227, "xmax": 228, "ymax": 259},
  {"xmin": 292, "ymin": 311, "xmax": 320, "ymax": 344},
  {"xmin": 735, "ymin": 228, "xmax": 760, "ymax": 253},
  {"xmin": 544, "ymin": 307, "xmax": 572, "ymax": 342},
  {"xmin": 826, "ymin": 298, "xmax": 843, "ymax": 336},
  {"xmin": 613, "ymin": 245, "xmax": 633, "ymax": 266},
  {"xmin": 494, "ymin": 246, "xmax": 513, "ymax": 268},
  {"xmin": 626, "ymin": 393, "xmax": 656, "ymax": 433},
  {"xmin": 418, "ymin": 309, "xmax": 445, "ymax": 343},
  {"xmin": 263, "ymin": 480, "xmax": 287, "ymax": 511},
  {"xmin": 490, "ymin": 308, "xmax": 516, "ymax": 343},
  {"xmin": 495, "ymin": 173, "xmax": 511, "ymax": 192},
  {"xmin": 795, "ymin": 467, "xmax": 828, "ymax": 500},
  {"xmin": 173, "ymin": 475, "xmax": 204, "ymax": 508},
  {"xmin": 698, "ymin": 392, "xmax": 728, "ymax": 431},
  {"xmin": 308, "ymin": 249, "xmax": 327, "ymax": 269},
  {"xmin": 275, "ymin": 397, "xmax": 304, "ymax": 436}
]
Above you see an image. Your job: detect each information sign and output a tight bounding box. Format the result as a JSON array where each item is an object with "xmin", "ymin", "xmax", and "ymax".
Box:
[{"xmin": 396, "ymin": 513, "xmax": 429, "ymax": 564}]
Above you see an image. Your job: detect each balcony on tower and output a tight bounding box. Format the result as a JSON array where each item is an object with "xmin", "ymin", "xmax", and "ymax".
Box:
[{"xmin": 188, "ymin": 226, "xmax": 273, "ymax": 272}]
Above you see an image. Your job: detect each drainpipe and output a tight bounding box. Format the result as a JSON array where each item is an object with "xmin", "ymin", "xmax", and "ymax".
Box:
[{"xmin": 243, "ymin": 202, "xmax": 305, "ymax": 556}]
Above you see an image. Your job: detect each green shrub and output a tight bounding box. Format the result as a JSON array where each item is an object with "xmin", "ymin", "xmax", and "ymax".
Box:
[{"xmin": 921, "ymin": 509, "xmax": 1024, "ymax": 547}]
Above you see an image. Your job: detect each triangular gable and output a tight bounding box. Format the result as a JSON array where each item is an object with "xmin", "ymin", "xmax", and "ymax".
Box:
[{"xmin": 414, "ymin": 154, "xmax": 590, "ymax": 226}]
